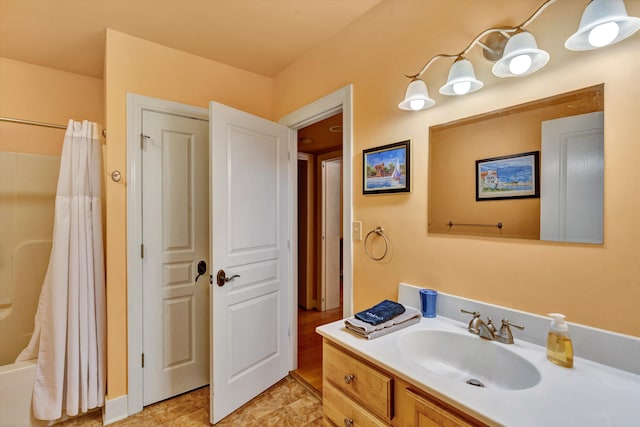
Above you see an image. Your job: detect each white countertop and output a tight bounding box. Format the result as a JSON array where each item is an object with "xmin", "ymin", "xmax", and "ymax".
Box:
[{"xmin": 316, "ymin": 314, "xmax": 640, "ymax": 427}]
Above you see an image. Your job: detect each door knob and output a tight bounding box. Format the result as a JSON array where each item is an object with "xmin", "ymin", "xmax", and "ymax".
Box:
[
  {"xmin": 216, "ymin": 270, "xmax": 240, "ymax": 287},
  {"xmin": 195, "ymin": 260, "xmax": 207, "ymax": 282}
]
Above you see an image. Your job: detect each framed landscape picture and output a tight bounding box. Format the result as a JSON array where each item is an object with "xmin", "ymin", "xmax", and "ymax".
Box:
[
  {"xmin": 476, "ymin": 151, "xmax": 539, "ymax": 201},
  {"xmin": 363, "ymin": 140, "xmax": 410, "ymax": 194}
]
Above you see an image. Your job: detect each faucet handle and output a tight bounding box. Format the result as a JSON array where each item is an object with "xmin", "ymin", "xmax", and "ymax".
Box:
[
  {"xmin": 460, "ymin": 309, "xmax": 481, "ymax": 334},
  {"xmin": 496, "ymin": 319, "xmax": 525, "ymax": 344},
  {"xmin": 502, "ymin": 319, "xmax": 524, "ymax": 330},
  {"xmin": 460, "ymin": 309, "xmax": 480, "ymax": 318}
]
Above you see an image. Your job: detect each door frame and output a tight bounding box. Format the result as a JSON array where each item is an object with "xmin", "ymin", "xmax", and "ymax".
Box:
[
  {"xmin": 279, "ymin": 84, "xmax": 353, "ymax": 370},
  {"xmin": 126, "ymin": 93, "xmax": 209, "ymax": 416}
]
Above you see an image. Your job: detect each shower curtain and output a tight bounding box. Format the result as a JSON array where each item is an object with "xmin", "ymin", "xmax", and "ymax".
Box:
[{"xmin": 17, "ymin": 120, "xmax": 106, "ymax": 420}]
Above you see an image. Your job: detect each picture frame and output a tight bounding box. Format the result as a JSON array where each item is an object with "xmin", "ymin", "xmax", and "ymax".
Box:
[
  {"xmin": 363, "ymin": 140, "xmax": 410, "ymax": 194},
  {"xmin": 476, "ymin": 151, "xmax": 539, "ymax": 201}
]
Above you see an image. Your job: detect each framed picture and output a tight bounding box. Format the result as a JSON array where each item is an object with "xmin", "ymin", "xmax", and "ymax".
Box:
[
  {"xmin": 363, "ymin": 140, "xmax": 410, "ymax": 194},
  {"xmin": 476, "ymin": 151, "xmax": 539, "ymax": 201}
]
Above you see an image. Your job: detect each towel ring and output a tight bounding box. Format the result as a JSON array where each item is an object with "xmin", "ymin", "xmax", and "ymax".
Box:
[{"xmin": 364, "ymin": 226, "xmax": 389, "ymax": 261}]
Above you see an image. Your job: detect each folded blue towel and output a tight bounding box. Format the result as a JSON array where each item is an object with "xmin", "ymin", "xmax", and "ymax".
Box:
[{"xmin": 354, "ymin": 300, "xmax": 406, "ymax": 326}]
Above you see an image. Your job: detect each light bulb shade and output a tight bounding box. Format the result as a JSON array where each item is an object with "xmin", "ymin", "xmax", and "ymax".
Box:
[
  {"xmin": 439, "ymin": 58, "xmax": 484, "ymax": 96},
  {"xmin": 398, "ymin": 79, "xmax": 435, "ymax": 111},
  {"xmin": 565, "ymin": 0, "xmax": 640, "ymax": 51},
  {"xmin": 492, "ymin": 31, "xmax": 550, "ymax": 78}
]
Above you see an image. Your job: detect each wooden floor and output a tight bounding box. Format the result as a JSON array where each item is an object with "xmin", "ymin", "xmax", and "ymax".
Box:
[{"xmin": 294, "ymin": 304, "xmax": 343, "ymax": 394}]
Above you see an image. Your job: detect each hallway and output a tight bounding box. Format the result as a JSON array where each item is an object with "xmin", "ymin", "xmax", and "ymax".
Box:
[{"xmin": 294, "ymin": 304, "xmax": 343, "ymax": 394}]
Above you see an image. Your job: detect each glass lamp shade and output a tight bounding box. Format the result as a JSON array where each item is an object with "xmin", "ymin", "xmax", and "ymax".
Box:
[
  {"xmin": 492, "ymin": 31, "xmax": 550, "ymax": 78},
  {"xmin": 565, "ymin": 0, "xmax": 640, "ymax": 51},
  {"xmin": 398, "ymin": 78, "xmax": 436, "ymax": 111},
  {"xmin": 439, "ymin": 58, "xmax": 484, "ymax": 96}
]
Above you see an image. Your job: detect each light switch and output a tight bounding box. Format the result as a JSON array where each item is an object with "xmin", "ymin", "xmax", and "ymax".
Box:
[{"xmin": 352, "ymin": 221, "xmax": 362, "ymax": 241}]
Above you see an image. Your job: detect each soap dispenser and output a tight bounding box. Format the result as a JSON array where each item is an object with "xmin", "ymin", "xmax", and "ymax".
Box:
[{"xmin": 546, "ymin": 313, "xmax": 574, "ymax": 368}]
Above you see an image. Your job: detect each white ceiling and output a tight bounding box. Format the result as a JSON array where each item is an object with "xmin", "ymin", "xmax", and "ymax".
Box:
[{"xmin": 0, "ymin": 0, "xmax": 382, "ymax": 79}]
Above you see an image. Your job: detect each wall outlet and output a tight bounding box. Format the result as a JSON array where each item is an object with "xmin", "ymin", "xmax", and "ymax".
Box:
[{"xmin": 352, "ymin": 221, "xmax": 362, "ymax": 241}]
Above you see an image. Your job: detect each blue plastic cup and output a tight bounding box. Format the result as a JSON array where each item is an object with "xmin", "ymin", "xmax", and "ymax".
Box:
[{"xmin": 419, "ymin": 289, "xmax": 438, "ymax": 318}]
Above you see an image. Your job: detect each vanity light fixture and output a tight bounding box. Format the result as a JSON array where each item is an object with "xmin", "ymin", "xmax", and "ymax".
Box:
[
  {"xmin": 492, "ymin": 30, "xmax": 549, "ymax": 78},
  {"xmin": 399, "ymin": 0, "xmax": 640, "ymax": 111},
  {"xmin": 565, "ymin": 0, "xmax": 640, "ymax": 50},
  {"xmin": 439, "ymin": 57, "xmax": 484, "ymax": 96},
  {"xmin": 398, "ymin": 77, "xmax": 435, "ymax": 111}
]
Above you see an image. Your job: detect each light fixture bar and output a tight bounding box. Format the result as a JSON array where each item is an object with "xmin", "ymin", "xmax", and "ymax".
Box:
[{"xmin": 405, "ymin": 0, "xmax": 558, "ymax": 79}]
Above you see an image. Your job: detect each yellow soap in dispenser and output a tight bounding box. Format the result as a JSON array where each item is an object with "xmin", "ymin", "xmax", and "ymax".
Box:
[{"xmin": 546, "ymin": 313, "xmax": 574, "ymax": 368}]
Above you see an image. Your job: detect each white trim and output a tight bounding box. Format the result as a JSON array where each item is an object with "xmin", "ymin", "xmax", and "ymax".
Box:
[
  {"xmin": 279, "ymin": 85, "xmax": 354, "ymax": 370},
  {"xmin": 103, "ymin": 395, "xmax": 128, "ymax": 425},
  {"xmin": 126, "ymin": 94, "xmax": 208, "ymax": 416}
]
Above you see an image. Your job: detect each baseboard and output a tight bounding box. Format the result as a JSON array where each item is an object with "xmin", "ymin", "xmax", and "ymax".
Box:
[{"xmin": 103, "ymin": 395, "xmax": 128, "ymax": 425}]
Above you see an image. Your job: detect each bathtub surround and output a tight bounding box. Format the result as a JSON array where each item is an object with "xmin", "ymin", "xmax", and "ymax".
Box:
[
  {"xmin": 0, "ymin": 152, "xmax": 59, "ymax": 366},
  {"xmin": 17, "ymin": 120, "xmax": 106, "ymax": 420}
]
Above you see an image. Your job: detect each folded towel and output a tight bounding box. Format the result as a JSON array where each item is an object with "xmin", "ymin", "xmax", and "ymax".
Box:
[
  {"xmin": 346, "ymin": 305, "xmax": 421, "ymax": 334},
  {"xmin": 354, "ymin": 299, "xmax": 406, "ymax": 325},
  {"xmin": 345, "ymin": 315, "xmax": 420, "ymax": 340}
]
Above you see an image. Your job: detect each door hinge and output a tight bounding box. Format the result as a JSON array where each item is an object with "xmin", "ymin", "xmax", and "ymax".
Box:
[
  {"xmin": 141, "ymin": 353, "xmax": 144, "ymax": 368},
  {"xmin": 141, "ymin": 244, "xmax": 144, "ymax": 259}
]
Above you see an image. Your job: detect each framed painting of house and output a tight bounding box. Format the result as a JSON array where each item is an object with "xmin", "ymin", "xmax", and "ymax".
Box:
[
  {"xmin": 476, "ymin": 151, "xmax": 539, "ymax": 201},
  {"xmin": 363, "ymin": 140, "xmax": 410, "ymax": 194}
]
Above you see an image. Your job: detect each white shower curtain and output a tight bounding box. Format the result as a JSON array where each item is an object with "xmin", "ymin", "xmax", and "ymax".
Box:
[{"xmin": 17, "ymin": 120, "xmax": 106, "ymax": 420}]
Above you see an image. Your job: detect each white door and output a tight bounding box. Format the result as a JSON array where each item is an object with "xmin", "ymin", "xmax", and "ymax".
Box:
[
  {"xmin": 540, "ymin": 111, "xmax": 604, "ymax": 243},
  {"xmin": 141, "ymin": 111, "xmax": 210, "ymax": 406},
  {"xmin": 209, "ymin": 101, "xmax": 290, "ymax": 423},
  {"xmin": 321, "ymin": 158, "xmax": 342, "ymax": 311}
]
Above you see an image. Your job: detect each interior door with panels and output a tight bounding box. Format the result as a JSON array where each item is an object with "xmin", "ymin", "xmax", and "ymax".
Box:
[{"xmin": 141, "ymin": 110, "xmax": 210, "ymax": 406}]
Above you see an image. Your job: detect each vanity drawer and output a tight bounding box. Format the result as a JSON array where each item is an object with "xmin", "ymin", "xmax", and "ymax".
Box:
[
  {"xmin": 323, "ymin": 341, "xmax": 393, "ymax": 421},
  {"xmin": 324, "ymin": 381, "xmax": 390, "ymax": 427}
]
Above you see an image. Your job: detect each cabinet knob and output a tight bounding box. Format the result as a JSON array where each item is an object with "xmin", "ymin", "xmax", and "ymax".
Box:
[
  {"xmin": 344, "ymin": 418, "xmax": 354, "ymax": 427},
  {"xmin": 344, "ymin": 374, "xmax": 355, "ymax": 384}
]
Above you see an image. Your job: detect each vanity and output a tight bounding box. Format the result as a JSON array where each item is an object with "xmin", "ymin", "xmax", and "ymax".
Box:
[{"xmin": 317, "ymin": 284, "xmax": 640, "ymax": 426}]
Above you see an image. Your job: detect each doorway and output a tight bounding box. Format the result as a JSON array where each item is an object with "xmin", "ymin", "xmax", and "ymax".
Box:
[
  {"xmin": 126, "ymin": 85, "xmax": 354, "ymax": 419},
  {"xmin": 293, "ymin": 113, "xmax": 344, "ymax": 393}
]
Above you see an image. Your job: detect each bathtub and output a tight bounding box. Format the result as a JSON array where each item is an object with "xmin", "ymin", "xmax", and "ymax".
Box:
[{"xmin": 0, "ymin": 360, "xmax": 50, "ymax": 427}]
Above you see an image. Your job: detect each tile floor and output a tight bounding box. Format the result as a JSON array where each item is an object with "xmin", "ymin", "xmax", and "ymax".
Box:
[{"xmin": 58, "ymin": 376, "xmax": 323, "ymax": 426}]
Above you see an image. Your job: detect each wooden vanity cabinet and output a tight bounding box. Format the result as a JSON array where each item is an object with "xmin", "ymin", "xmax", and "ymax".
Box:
[
  {"xmin": 322, "ymin": 339, "xmax": 487, "ymax": 427},
  {"xmin": 323, "ymin": 340, "xmax": 393, "ymax": 425}
]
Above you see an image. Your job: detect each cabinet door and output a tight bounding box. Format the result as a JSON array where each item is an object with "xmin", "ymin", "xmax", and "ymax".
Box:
[{"xmin": 404, "ymin": 389, "xmax": 477, "ymax": 427}]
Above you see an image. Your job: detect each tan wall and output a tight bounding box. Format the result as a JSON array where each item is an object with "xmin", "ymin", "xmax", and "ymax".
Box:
[
  {"xmin": 273, "ymin": 1, "xmax": 640, "ymax": 337},
  {"xmin": 0, "ymin": 57, "xmax": 103, "ymax": 155},
  {"xmin": 104, "ymin": 29, "xmax": 274, "ymax": 399}
]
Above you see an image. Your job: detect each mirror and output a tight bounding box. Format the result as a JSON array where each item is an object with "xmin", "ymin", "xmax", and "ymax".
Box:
[{"xmin": 428, "ymin": 84, "xmax": 604, "ymax": 244}]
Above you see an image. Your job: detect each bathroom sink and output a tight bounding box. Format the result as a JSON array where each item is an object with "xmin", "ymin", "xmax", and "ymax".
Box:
[{"xmin": 397, "ymin": 329, "xmax": 541, "ymax": 390}]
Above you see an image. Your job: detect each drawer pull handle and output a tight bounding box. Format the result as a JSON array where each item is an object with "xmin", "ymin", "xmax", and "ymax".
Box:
[
  {"xmin": 344, "ymin": 418, "xmax": 354, "ymax": 427},
  {"xmin": 344, "ymin": 374, "xmax": 355, "ymax": 384}
]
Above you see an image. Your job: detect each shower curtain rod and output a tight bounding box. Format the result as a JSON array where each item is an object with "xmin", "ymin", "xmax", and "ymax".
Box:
[{"xmin": 0, "ymin": 116, "xmax": 107, "ymax": 138}]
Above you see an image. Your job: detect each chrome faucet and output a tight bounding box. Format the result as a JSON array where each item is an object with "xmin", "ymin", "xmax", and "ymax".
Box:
[{"xmin": 461, "ymin": 309, "xmax": 524, "ymax": 344}]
